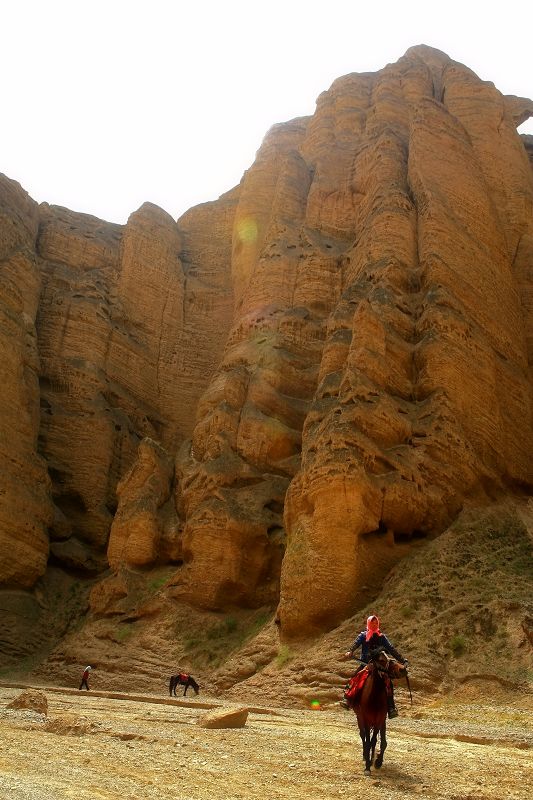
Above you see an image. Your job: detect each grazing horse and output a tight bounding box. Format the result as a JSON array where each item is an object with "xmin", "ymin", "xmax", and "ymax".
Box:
[
  {"xmin": 354, "ymin": 649, "xmax": 407, "ymax": 774},
  {"xmin": 169, "ymin": 673, "xmax": 200, "ymax": 697}
]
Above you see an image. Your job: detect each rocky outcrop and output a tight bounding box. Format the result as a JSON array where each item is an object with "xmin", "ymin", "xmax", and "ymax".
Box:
[
  {"xmin": 0, "ymin": 175, "xmax": 53, "ymax": 587},
  {"xmin": 107, "ymin": 438, "xmax": 180, "ymax": 570},
  {"xmin": 176, "ymin": 46, "xmax": 533, "ymax": 636}
]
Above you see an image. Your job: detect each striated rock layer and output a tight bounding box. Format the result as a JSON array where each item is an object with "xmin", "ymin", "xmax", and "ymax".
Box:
[{"xmin": 1, "ymin": 46, "xmax": 533, "ymax": 646}]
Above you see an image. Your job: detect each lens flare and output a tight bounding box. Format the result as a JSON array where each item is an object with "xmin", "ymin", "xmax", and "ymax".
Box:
[
  {"xmin": 236, "ymin": 217, "xmax": 258, "ymax": 244},
  {"xmin": 310, "ymin": 699, "xmax": 321, "ymax": 710}
]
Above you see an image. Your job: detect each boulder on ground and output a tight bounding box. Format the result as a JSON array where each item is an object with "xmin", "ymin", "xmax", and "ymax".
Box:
[
  {"xmin": 196, "ymin": 706, "xmax": 248, "ymax": 729},
  {"xmin": 7, "ymin": 690, "xmax": 48, "ymax": 715}
]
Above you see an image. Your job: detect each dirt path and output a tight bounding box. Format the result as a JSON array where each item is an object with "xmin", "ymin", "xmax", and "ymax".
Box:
[{"xmin": 0, "ymin": 686, "xmax": 531, "ymax": 800}]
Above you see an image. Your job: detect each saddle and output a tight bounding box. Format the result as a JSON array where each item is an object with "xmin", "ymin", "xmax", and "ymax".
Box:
[
  {"xmin": 343, "ymin": 663, "xmax": 392, "ymax": 708},
  {"xmin": 178, "ymin": 672, "xmax": 189, "ymax": 682}
]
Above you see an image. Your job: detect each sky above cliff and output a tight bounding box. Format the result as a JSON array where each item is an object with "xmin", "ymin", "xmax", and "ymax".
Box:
[{"xmin": 2, "ymin": 0, "xmax": 532, "ymax": 224}]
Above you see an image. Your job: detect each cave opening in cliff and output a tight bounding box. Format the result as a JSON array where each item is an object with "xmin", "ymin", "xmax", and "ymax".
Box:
[
  {"xmin": 393, "ymin": 529, "xmax": 427, "ymax": 543},
  {"xmin": 55, "ymin": 490, "xmax": 87, "ymax": 516}
]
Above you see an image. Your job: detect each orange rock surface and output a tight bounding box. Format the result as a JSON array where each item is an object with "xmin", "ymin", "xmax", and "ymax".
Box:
[{"xmin": 1, "ymin": 46, "xmax": 533, "ymax": 646}]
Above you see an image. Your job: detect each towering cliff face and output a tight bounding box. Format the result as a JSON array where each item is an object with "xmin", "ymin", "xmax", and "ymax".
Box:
[{"xmin": 1, "ymin": 46, "xmax": 532, "ymax": 646}]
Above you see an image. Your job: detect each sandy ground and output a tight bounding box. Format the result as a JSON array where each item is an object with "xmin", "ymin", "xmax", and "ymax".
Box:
[{"xmin": 0, "ymin": 684, "xmax": 531, "ymax": 800}]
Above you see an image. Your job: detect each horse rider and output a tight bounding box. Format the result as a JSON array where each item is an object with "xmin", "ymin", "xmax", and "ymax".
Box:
[{"xmin": 344, "ymin": 614, "xmax": 407, "ymax": 718}]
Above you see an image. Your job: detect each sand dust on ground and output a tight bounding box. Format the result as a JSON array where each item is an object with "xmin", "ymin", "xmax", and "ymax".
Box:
[{"xmin": 0, "ymin": 685, "xmax": 531, "ymax": 800}]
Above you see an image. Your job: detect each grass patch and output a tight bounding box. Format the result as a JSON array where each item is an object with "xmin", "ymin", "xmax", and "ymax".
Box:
[
  {"xmin": 449, "ymin": 634, "xmax": 467, "ymax": 657},
  {"xmin": 182, "ymin": 609, "xmax": 273, "ymax": 668},
  {"xmin": 275, "ymin": 645, "xmax": 293, "ymax": 669},
  {"xmin": 400, "ymin": 604, "xmax": 414, "ymax": 619},
  {"xmin": 358, "ymin": 505, "xmax": 533, "ymax": 689},
  {"xmin": 207, "ymin": 616, "xmax": 238, "ymax": 639},
  {"xmin": 115, "ymin": 625, "xmax": 134, "ymax": 642},
  {"xmin": 147, "ymin": 568, "xmax": 176, "ymax": 593}
]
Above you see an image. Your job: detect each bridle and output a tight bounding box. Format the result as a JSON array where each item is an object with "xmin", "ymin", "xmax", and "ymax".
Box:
[{"xmin": 371, "ymin": 650, "xmax": 413, "ymax": 706}]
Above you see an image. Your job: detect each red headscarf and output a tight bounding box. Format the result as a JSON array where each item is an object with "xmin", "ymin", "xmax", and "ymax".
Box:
[{"xmin": 365, "ymin": 614, "xmax": 381, "ymax": 641}]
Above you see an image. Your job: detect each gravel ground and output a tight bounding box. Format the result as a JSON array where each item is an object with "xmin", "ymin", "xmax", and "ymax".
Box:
[{"xmin": 0, "ymin": 686, "xmax": 531, "ymax": 800}]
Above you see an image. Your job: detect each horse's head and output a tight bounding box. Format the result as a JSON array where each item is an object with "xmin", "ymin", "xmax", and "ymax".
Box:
[{"xmin": 371, "ymin": 648, "xmax": 407, "ymax": 679}]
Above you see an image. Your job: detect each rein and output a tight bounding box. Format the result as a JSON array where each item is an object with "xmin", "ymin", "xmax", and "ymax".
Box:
[
  {"xmin": 376, "ymin": 653, "xmax": 414, "ymax": 707},
  {"xmin": 404, "ymin": 670, "xmax": 413, "ymax": 706}
]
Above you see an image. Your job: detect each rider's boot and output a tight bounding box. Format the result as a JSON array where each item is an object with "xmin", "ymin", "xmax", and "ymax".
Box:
[{"xmin": 387, "ymin": 689, "xmax": 398, "ymax": 719}]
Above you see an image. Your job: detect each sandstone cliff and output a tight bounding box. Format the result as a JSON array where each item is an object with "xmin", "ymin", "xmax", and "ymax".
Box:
[{"xmin": 1, "ymin": 46, "xmax": 533, "ymax": 665}]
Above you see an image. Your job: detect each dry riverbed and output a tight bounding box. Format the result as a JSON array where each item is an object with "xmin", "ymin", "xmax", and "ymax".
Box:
[{"xmin": 0, "ymin": 684, "xmax": 531, "ymax": 800}]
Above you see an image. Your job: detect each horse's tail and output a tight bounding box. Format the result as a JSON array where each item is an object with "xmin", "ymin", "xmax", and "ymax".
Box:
[{"xmin": 169, "ymin": 675, "xmax": 174, "ymax": 696}]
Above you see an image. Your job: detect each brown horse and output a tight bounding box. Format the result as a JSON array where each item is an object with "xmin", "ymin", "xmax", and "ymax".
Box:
[
  {"xmin": 354, "ymin": 649, "xmax": 408, "ymax": 774},
  {"xmin": 169, "ymin": 673, "xmax": 200, "ymax": 697}
]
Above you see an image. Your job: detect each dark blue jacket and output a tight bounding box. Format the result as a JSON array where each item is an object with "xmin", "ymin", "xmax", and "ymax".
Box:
[{"xmin": 349, "ymin": 631, "xmax": 404, "ymax": 664}]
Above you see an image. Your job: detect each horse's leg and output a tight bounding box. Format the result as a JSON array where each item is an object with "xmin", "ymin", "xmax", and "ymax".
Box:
[
  {"xmin": 183, "ymin": 681, "xmax": 188, "ymax": 696},
  {"xmin": 362, "ymin": 729, "xmax": 372, "ymax": 774},
  {"xmin": 369, "ymin": 728, "xmax": 379, "ymax": 769},
  {"xmin": 169, "ymin": 677, "xmax": 173, "ymax": 697},
  {"xmin": 374, "ymin": 723, "xmax": 387, "ymax": 769}
]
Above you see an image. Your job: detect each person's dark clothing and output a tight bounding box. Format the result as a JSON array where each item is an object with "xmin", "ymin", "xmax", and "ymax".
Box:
[
  {"xmin": 79, "ymin": 667, "xmax": 91, "ymax": 690},
  {"xmin": 349, "ymin": 631, "xmax": 404, "ymax": 664}
]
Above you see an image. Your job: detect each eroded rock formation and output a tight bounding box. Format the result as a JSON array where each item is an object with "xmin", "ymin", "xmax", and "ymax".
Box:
[{"xmin": 1, "ymin": 46, "xmax": 533, "ymax": 648}]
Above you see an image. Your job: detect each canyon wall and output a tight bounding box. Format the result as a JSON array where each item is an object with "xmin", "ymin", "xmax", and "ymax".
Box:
[{"xmin": 1, "ymin": 46, "xmax": 532, "ymax": 645}]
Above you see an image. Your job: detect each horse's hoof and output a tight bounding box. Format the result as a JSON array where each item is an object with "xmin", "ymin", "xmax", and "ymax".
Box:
[
  {"xmin": 364, "ymin": 769, "xmax": 371, "ymax": 776},
  {"xmin": 374, "ymin": 761, "xmax": 383, "ymax": 770}
]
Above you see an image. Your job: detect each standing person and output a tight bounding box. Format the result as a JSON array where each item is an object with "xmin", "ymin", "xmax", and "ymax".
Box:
[
  {"xmin": 344, "ymin": 614, "xmax": 407, "ymax": 717},
  {"xmin": 79, "ymin": 665, "xmax": 92, "ymax": 691}
]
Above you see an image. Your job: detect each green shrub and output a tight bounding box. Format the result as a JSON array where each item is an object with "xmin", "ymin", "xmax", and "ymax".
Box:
[
  {"xmin": 207, "ymin": 616, "xmax": 239, "ymax": 640},
  {"xmin": 116, "ymin": 625, "xmax": 134, "ymax": 642},
  {"xmin": 450, "ymin": 634, "xmax": 467, "ymax": 657},
  {"xmin": 275, "ymin": 645, "xmax": 293, "ymax": 669}
]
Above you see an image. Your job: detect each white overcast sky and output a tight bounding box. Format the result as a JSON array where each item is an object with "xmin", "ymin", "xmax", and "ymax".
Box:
[{"xmin": 1, "ymin": 0, "xmax": 532, "ymax": 224}]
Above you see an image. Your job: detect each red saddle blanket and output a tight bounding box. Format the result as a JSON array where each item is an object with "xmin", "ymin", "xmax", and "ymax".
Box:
[
  {"xmin": 343, "ymin": 669, "xmax": 369, "ymax": 707},
  {"xmin": 178, "ymin": 673, "xmax": 189, "ymax": 682}
]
